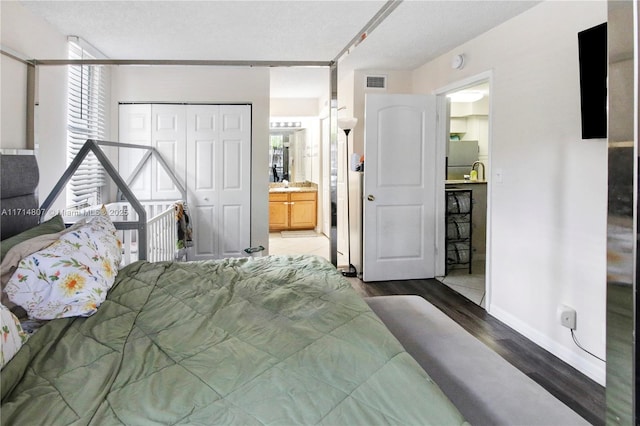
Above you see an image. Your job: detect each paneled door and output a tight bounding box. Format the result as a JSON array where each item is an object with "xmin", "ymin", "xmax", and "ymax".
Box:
[
  {"xmin": 186, "ymin": 104, "xmax": 251, "ymax": 260},
  {"xmin": 151, "ymin": 105, "xmax": 186, "ymax": 200},
  {"xmin": 119, "ymin": 103, "xmax": 251, "ymax": 260},
  {"xmin": 363, "ymin": 94, "xmax": 437, "ymax": 281},
  {"xmin": 118, "ymin": 104, "xmax": 152, "ymax": 200},
  {"xmin": 118, "ymin": 104, "xmax": 186, "ymax": 201}
]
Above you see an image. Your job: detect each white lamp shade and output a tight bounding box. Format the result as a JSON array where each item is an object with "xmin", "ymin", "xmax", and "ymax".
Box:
[{"xmin": 338, "ymin": 117, "xmax": 358, "ymax": 130}]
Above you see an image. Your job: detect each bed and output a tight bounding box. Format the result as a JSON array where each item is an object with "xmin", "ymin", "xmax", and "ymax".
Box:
[{"xmin": 0, "ymin": 153, "xmax": 467, "ymax": 425}]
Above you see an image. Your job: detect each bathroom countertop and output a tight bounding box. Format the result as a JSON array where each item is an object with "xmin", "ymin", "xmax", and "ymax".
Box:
[
  {"xmin": 269, "ymin": 182, "xmax": 318, "ymax": 192},
  {"xmin": 268, "ymin": 186, "xmax": 317, "ymax": 193},
  {"xmin": 445, "ymin": 180, "xmax": 488, "ymax": 185}
]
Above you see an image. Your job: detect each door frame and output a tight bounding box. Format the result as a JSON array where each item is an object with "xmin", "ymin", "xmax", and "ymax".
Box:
[{"xmin": 434, "ymin": 70, "xmax": 494, "ymax": 312}]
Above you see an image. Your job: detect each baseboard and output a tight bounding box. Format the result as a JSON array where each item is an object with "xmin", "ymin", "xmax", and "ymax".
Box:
[{"xmin": 489, "ymin": 304, "xmax": 606, "ymax": 386}]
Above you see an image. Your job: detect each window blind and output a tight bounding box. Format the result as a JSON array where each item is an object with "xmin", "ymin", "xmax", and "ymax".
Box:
[{"xmin": 66, "ymin": 41, "xmax": 108, "ymax": 207}]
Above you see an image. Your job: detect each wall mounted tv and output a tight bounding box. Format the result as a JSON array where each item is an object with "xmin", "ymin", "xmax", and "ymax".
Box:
[{"xmin": 578, "ymin": 22, "xmax": 607, "ymax": 139}]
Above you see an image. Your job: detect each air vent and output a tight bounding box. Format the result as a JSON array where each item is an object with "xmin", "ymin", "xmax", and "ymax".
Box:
[{"xmin": 366, "ymin": 75, "xmax": 387, "ymax": 90}]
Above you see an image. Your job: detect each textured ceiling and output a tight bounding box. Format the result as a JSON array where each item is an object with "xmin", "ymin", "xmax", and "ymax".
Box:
[
  {"xmin": 341, "ymin": 0, "xmax": 541, "ymax": 71},
  {"xmin": 20, "ymin": 0, "xmax": 540, "ymax": 98},
  {"xmin": 20, "ymin": 1, "xmax": 384, "ymax": 61}
]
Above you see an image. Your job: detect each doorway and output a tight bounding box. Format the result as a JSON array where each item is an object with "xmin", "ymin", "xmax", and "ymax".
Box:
[
  {"xmin": 267, "ymin": 115, "xmax": 330, "ymax": 261},
  {"xmin": 436, "ymin": 74, "xmax": 492, "ymax": 309}
]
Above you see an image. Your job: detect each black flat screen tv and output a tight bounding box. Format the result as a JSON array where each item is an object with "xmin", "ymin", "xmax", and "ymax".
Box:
[{"xmin": 578, "ymin": 22, "xmax": 607, "ymax": 139}]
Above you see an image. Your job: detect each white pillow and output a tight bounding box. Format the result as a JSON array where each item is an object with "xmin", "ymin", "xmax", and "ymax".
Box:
[
  {"xmin": 1, "ymin": 303, "xmax": 28, "ymax": 368},
  {"xmin": 4, "ymin": 213, "xmax": 122, "ymax": 320}
]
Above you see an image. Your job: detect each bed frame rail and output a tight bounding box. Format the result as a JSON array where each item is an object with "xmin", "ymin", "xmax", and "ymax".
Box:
[
  {"xmin": 147, "ymin": 207, "xmax": 177, "ymax": 263},
  {"xmin": 106, "ymin": 201, "xmax": 177, "ymax": 264},
  {"xmin": 39, "ymin": 140, "xmax": 186, "ymax": 261}
]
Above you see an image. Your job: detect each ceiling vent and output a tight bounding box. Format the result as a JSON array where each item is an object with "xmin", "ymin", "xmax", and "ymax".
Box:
[{"xmin": 365, "ymin": 75, "xmax": 387, "ymax": 90}]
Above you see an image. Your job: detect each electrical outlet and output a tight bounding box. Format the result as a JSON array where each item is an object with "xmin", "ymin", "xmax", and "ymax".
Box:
[{"xmin": 559, "ymin": 305, "xmax": 577, "ymax": 329}]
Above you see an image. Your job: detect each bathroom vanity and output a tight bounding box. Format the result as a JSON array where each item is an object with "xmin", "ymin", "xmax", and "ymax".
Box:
[{"xmin": 269, "ymin": 184, "xmax": 317, "ymax": 231}]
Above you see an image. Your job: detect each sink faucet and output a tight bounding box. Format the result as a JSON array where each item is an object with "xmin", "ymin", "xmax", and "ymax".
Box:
[{"xmin": 471, "ymin": 161, "xmax": 485, "ymax": 181}]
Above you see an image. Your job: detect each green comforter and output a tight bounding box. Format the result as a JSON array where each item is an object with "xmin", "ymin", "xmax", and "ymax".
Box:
[{"xmin": 1, "ymin": 255, "xmax": 465, "ymax": 425}]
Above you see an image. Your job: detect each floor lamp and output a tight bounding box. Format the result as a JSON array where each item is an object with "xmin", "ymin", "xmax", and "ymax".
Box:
[{"xmin": 338, "ymin": 116, "xmax": 358, "ymax": 277}]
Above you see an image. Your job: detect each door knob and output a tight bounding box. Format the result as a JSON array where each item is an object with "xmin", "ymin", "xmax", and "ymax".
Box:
[{"xmin": 367, "ymin": 195, "xmax": 375, "ymax": 201}]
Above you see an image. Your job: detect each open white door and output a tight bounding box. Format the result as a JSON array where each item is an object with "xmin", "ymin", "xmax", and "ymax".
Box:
[{"xmin": 363, "ymin": 94, "xmax": 437, "ymax": 281}]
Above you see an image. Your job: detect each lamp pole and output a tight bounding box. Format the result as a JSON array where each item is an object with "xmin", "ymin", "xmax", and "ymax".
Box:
[{"xmin": 340, "ymin": 122, "xmax": 358, "ymax": 278}]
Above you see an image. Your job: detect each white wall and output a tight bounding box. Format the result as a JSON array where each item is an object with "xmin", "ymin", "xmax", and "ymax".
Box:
[
  {"xmin": 270, "ymin": 98, "xmax": 319, "ymax": 117},
  {"xmin": 1, "ymin": 1, "xmax": 69, "ymax": 210},
  {"xmin": 412, "ymin": 1, "xmax": 607, "ymax": 384},
  {"xmin": 335, "ymin": 69, "xmax": 356, "ymax": 268},
  {"xmin": 1, "ymin": 58, "xmax": 27, "ymax": 148},
  {"xmin": 111, "ymin": 66, "xmax": 271, "ymax": 251}
]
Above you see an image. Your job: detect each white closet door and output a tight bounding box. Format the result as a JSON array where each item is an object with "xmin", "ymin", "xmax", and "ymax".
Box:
[
  {"xmin": 187, "ymin": 104, "xmax": 251, "ymax": 260},
  {"xmin": 120, "ymin": 103, "xmax": 250, "ymax": 261},
  {"xmin": 218, "ymin": 105, "xmax": 251, "ymax": 258},
  {"xmin": 118, "ymin": 104, "xmax": 152, "ymax": 200},
  {"xmin": 187, "ymin": 105, "xmax": 220, "ymax": 258},
  {"xmin": 151, "ymin": 105, "xmax": 186, "ymax": 200}
]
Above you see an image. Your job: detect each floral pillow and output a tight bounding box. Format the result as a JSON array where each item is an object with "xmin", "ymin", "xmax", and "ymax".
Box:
[
  {"xmin": 1, "ymin": 303, "xmax": 28, "ymax": 368},
  {"xmin": 4, "ymin": 213, "xmax": 122, "ymax": 320}
]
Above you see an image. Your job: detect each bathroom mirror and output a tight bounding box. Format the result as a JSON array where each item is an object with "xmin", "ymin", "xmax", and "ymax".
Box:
[{"xmin": 269, "ymin": 122, "xmax": 316, "ymax": 184}]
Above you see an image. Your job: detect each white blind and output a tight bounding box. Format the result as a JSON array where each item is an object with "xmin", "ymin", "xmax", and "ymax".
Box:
[{"xmin": 67, "ymin": 41, "xmax": 108, "ymax": 207}]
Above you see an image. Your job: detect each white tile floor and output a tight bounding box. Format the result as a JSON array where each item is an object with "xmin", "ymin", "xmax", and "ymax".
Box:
[
  {"xmin": 437, "ymin": 258, "xmax": 486, "ymax": 307},
  {"xmin": 269, "ymin": 231, "xmax": 357, "ymax": 284},
  {"xmin": 268, "ymin": 231, "xmax": 332, "ymax": 262}
]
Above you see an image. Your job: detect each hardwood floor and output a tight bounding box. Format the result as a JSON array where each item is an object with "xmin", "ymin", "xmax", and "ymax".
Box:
[{"xmin": 349, "ymin": 277, "xmax": 605, "ymax": 426}]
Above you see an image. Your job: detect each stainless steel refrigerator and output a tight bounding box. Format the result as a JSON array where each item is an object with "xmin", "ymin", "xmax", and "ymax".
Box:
[{"xmin": 447, "ymin": 140, "xmax": 479, "ymax": 180}]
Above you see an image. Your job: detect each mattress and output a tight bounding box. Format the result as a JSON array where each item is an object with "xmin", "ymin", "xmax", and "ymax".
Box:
[{"xmin": 1, "ymin": 254, "xmax": 465, "ymax": 425}]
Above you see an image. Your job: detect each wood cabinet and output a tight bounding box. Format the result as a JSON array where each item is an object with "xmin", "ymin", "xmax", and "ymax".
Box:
[
  {"xmin": 450, "ymin": 117, "xmax": 467, "ymax": 134},
  {"xmin": 269, "ymin": 193, "xmax": 289, "ymax": 231},
  {"xmin": 289, "ymin": 192, "xmax": 317, "ymax": 229},
  {"xmin": 269, "ymin": 191, "xmax": 317, "ymax": 231}
]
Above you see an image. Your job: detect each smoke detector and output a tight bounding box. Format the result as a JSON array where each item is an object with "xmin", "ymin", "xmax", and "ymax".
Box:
[{"xmin": 451, "ymin": 54, "xmax": 465, "ymax": 70}]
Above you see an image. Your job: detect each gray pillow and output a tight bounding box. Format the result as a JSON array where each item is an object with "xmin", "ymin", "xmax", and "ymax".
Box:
[{"xmin": 0, "ymin": 215, "xmax": 65, "ymax": 262}]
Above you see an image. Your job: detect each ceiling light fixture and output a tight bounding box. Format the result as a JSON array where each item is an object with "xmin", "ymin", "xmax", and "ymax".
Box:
[
  {"xmin": 270, "ymin": 121, "xmax": 301, "ymax": 129},
  {"xmin": 447, "ymin": 91, "xmax": 484, "ymax": 103}
]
